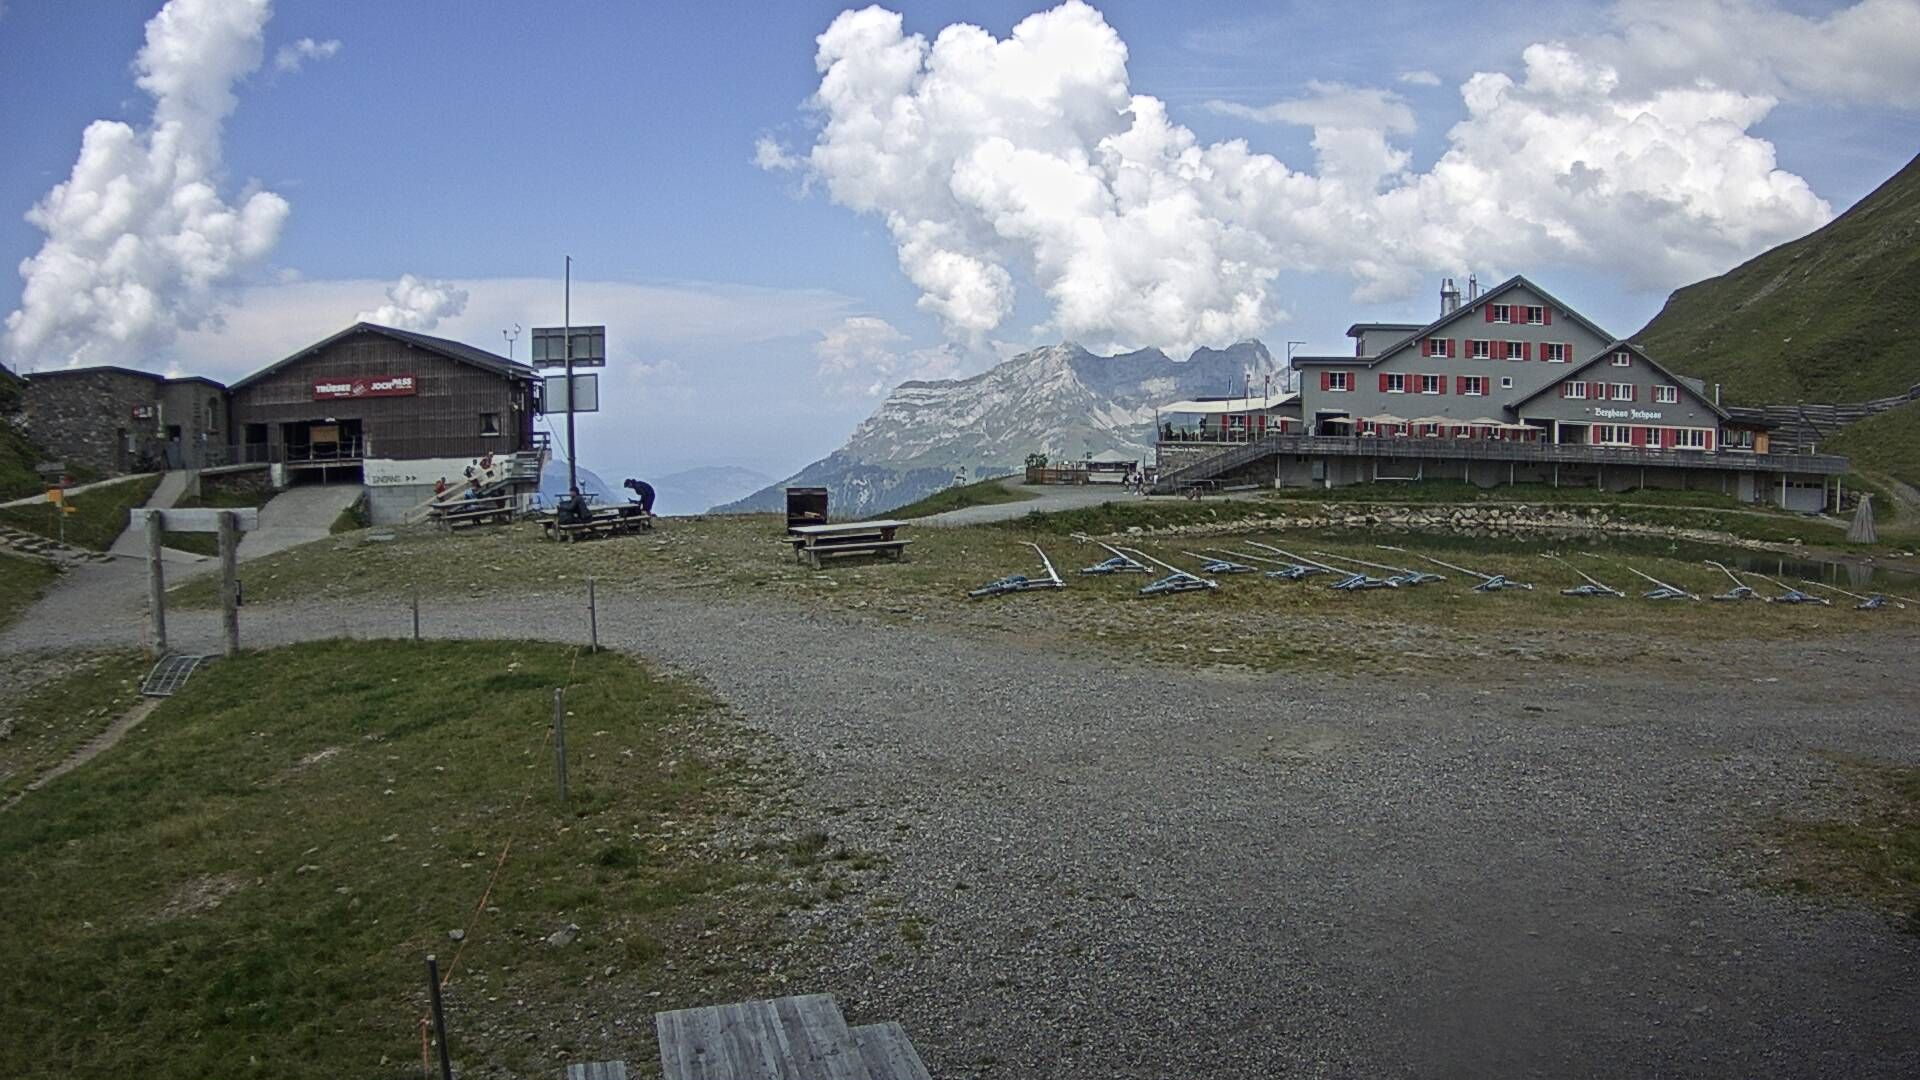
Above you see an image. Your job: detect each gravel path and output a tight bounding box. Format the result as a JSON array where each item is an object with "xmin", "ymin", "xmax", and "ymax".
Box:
[
  {"xmin": 5, "ymin": 564, "xmax": 1919, "ymax": 1077},
  {"xmin": 920, "ymin": 481, "xmax": 1271, "ymax": 527}
]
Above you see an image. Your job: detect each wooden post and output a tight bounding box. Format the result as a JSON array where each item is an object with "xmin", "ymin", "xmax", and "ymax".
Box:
[
  {"xmin": 552, "ymin": 687, "xmax": 568, "ymax": 804},
  {"xmin": 145, "ymin": 509, "xmax": 167, "ymax": 656},
  {"xmin": 425, "ymin": 955, "xmax": 454, "ymax": 1080},
  {"xmin": 587, "ymin": 576, "xmax": 598, "ymax": 653},
  {"xmin": 411, "ymin": 583, "xmax": 421, "ymax": 641},
  {"xmin": 217, "ymin": 511, "xmax": 240, "ymax": 657}
]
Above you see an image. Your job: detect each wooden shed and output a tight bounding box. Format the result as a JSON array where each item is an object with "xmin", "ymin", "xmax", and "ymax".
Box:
[{"xmin": 227, "ymin": 323, "xmax": 539, "ymax": 481}]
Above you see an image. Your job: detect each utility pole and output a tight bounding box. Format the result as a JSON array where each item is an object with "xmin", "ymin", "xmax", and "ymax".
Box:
[{"xmin": 564, "ymin": 256, "xmax": 577, "ymax": 495}]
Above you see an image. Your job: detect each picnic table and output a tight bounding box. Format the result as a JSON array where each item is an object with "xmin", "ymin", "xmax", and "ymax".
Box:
[
  {"xmin": 786, "ymin": 519, "xmax": 911, "ymax": 569},
  {"xmin": 431, "ymin": 495, "xmax": 514, "ymax": 531},
  {"xmin": 542, "ymin": 503, "xmax": 654, "ymax": 542},
  {"xmin": 655, "ymin": 993, "xmax": 930, "ymax": 1080}
]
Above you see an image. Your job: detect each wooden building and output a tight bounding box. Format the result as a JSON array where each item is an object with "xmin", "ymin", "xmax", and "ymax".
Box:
[{"xmin": 227, "ymin": 323, "xmax": 539, "ymax": 483}]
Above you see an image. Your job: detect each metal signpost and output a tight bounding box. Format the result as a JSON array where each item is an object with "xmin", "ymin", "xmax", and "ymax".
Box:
[
  {"xmin": 531, "ymin": 260, "xmax": 607, "ymax": 497},
  {"xmin": 133, "ymin": 507, "xmax": 260, "ymax": 656}
]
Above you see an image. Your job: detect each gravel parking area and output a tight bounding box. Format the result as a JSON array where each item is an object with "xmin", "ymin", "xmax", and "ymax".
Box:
[{"xmin": 5, "ymin": 566, "xmax": 1919, "ymax": 1077}]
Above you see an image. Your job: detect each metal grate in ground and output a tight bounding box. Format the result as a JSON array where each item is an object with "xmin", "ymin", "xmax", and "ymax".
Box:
[{"xmin": 141, "ymin": 654, "xmax": 207, "ymax": 697}]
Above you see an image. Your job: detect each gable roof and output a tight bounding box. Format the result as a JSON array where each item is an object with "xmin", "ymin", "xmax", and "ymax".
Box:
[
  {"xmin": 1298, "ymin": 276, "xmax": 1616, "ymax": 370},
  {"xmin": 1507, "ymin": 340, "xmax": 1731, "ymax": 419},
  {"xmin": 22, "ymin": 364, "xmax": 166, "ymax": 383},
  {"xmin": 229, "ymin": 322, "xmax": 533, "ymax": 391}
]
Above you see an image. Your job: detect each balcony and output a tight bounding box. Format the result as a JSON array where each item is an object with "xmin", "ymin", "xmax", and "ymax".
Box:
[{"xmin": 1158, "ymin": 432, "xmax": 1850, "ymax": 477}]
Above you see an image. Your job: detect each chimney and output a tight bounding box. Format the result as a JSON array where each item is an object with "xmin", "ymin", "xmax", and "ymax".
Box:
[
  {"xmin": 1440, "ymin": 277, "xmax": 1461, "ymax": 316},
  {"xmin": 1714, "ymin": 383, "xmax": 1722, "ymax": 406},
  {"xmin": 1467, "ymin": 273, "xmax": 1480, "ymax": 302}
]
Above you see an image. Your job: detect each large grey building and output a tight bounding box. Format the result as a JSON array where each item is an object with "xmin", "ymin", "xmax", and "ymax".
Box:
[{"xmin": 1155, "ymin": 275, "xmax": 1847, "ymax": 510}]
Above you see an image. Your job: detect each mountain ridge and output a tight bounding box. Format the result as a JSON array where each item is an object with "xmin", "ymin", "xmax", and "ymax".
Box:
[{"xmin": 718, "ymin": 340, "xmax": 1280, "ymax": 516}]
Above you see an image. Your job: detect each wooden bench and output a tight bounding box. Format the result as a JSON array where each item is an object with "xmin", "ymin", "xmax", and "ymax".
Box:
[
  {"xmin": 431, "ymin": 496, "xmax": 514, "ymax": 531},
  {"xmin": 656, "ymin": 994, "xmax": 930, "ymax": 1080},
  {"xmin": 786, "ymin": 520, "xmax": 911, "ymax": 569},
  {"xmin": 542, "ymin": 506, "xmax": 654, "ymax": 542}
]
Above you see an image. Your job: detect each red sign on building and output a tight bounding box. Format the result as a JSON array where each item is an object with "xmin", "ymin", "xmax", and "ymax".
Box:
[{"xmin": 312, "ymin": 374, "xmax": 417, "ymax": 400}]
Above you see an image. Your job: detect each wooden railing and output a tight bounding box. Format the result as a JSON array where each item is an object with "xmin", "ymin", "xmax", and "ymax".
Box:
[{"xmin": 1153, "ymin": 432, "xmax": 1850, "ymax": 492}]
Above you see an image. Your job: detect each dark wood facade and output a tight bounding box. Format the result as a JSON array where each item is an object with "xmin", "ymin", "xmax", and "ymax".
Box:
[{"xmin": 228, "ymin": 325, "xmax": 536, "ymax": 463}]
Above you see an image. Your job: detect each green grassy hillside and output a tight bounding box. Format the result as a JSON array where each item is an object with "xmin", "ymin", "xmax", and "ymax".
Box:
[
  {"xmin": 1826, "ymin": 399, "xmax": 1920, "ymax": 489},
  {"xmin": 1634, "ymin": 152, "xmax": 1920, "ymax": 404}
]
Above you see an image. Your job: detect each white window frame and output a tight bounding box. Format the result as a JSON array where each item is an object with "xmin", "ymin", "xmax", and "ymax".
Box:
[
  {"xmin": 1564, "ymin": 381, "xmax": 1587, "ymax": 400},
  {"xmin": 1462, "ymin": 377, "xmax": 1486, "ymax": 396},
  {"xmin": 1653, "ymin": 384, "xmax": 1678, "ymax": 404},
  {"xmin": 1592, "ymin": 424, "xmax": 1631, "ymax": 446},
  {"xmin": 1327, "ymin": 371, "xmax": 1351, "ymax": 391},
  {"xmin": 1542, "ymin": 342, "xmax": 1566, "ymax": 363},
  {"xmin": 1610, "ymin": 382, "xmax": 1633, "ymax": 401},
  {"xmin": 1469, "ymin": 339, "xmax": 1490, "ymax": 359},
  {"xmin": 1674, "ymin": 428, "xmax": 1706, "ymax": 450},
  {"xmin": 1611, "ymin": 352, "xmax": 1632, "ymax": 367},
  {"xmin": 1507, "ymin": 340, "xmax": 1526, "ymax": 360},
  {"xmin": 1491, "ymin": 304, "xmax": 1511, "ymax": 324},
  {"xmin": 1420, "ymin": 374, "xmax": 1442, "ymax": 395},
  {"xmin": 1427, "ymin": 337, "xmax": 1450, "ymax": 357},
  {"xmin": 1385, "ymin": 372, "xmax": 1406, "ymax": 394},
  {"xmin": 1526, "ymin": 305, "xmax": 1544, "ymax": 325},
  {"xmin": 1500, "ymin": 376, "xmax": 1514, "ymax": 389}
]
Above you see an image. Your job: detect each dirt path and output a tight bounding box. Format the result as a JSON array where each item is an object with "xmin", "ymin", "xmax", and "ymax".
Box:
[
  {"xmin": 1, "ymin": 697, "xmax": 160, "ymax": 812},
  {"xmin": 4, "ymin": 554, "xmax": 1919, "ymax": 1076}
]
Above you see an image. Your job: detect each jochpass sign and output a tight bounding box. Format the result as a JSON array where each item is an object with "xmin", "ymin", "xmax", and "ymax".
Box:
[{"xmin": 313, "ymin": 374, "xmax": 417, "ymax": 400}]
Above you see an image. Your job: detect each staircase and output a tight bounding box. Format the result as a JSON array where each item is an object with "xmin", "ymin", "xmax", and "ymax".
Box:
[
  {"xmin": 0, "ymin": 523, "xmax": 111, "ymax": 564},
  {"xmin": 402, "ymin": 451, "xmax": 543, "ymax": 524},
  {"xmin": 1151, "ymin": 437, "xmax": 1280, "ymax": 494}
]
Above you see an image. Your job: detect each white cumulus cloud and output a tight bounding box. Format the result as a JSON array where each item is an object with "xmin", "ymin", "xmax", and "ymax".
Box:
[
  {"xmin": 273, "ymin": 36, "xmax": 340, "ymax": 73},
  {"xmin": 358, "ymin": 274, "xmax": 469, "ymax": 331},
  {"xmin": 814, "ymin": 315, "xmax": 965, "ymax": 398},
  {"xmin": 763, "ymin": 0, "xmax": 1850, "ymax": 355},
  {"xmin": 1398, "ymin": 70, "xmax": 1442, "ymax": 87},
  {"xmin": 3, "ymin": 0, "xmax": 288, "ymax": 368}
]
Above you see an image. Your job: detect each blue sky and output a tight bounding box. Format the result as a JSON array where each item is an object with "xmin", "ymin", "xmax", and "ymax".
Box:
[{"xmin": 2, "ymin": 1, "xmax": 1917, "ymax": 482}]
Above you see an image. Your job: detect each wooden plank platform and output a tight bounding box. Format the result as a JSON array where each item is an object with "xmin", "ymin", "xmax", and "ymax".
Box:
[
  {"xmin": 851, "ymin": 1022, "xmax": 933, "ymax": 1080},
  {"xmin": 656, "ymin": 994, "xmax": 872, "ymax": 1080},
  {"xmin": 565, "ymin": 1062, "xmax": 629, "ymax": 1080}
]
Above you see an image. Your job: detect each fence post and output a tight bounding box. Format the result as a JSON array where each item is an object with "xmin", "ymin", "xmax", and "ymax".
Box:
[
  {"xmin": 587, "ymin": 576, "xmax": 598, "ymax": 653},
  {"xmin": 426, "ymin": 955, "xmax": 454, "ymax": 1080},
  {"xmin": 145, "ymin": 509, "xmax": 167, "ymax": 656},
  {"xmin": 217, "ymin": 511, "xmax": 240, "ymax": 656},
  {"xmin": 411, "ymin": 583, "xmax": 421, "ymax": 641},
  {"xmin": 552, "ymin": 687, "xmax": 568, "ymax": 804}
]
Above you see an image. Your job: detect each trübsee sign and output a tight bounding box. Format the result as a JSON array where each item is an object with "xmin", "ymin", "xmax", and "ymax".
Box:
[{"xmin": 313, "ymin": 374, "xmax": 417, "ymax": 400}]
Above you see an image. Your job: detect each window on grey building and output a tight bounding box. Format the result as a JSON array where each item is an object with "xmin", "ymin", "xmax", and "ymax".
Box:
[
  {"xmin": 480, "ymin": 413, "xmax": 501, "ymax": 436},
  {"xmin": 1500, "ymin": 376, "xmax": 1513, "ymax": 389}
]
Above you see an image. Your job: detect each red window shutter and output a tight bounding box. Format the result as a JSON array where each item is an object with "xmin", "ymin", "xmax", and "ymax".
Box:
[
  {"xmin": 1379, "ymin": 373, "xmax": 1390, "ymax": 392},
  {"xmin": 1524, "ymin": 342, "xmax": 1533, "ymax": 360},
  {"xmin": 1560, "ymin": 382, "xmax": 1569, "ymax": 398},
  {"xmin": 1450, "ymin": 338, "xmax": 1458, "ymax": 358},
  {"xmin": 1421, "ymin": 339, "xmax": 1431, "ymax": 357},
  {"xmin": 1437, "ymin": 377, "xmax": 1448, "ymax": 395},
  {"xmin": 1705, "ymin": 430, "xmax": 1715, "ymax": 451},
  {"xmin": 1630, "ymin": 385, "xmax": 1639, "ymax": 402},
  {"xmin": 1591, "ymin": 381, "xmax": 1604, "ymax": 399},
  {"xmin": 1484, "ymin": 305, "xmax": 1494, "ymax": 323},
  {"xmin": 1455, "ymin": 376, "xmax": 1466, "ymax": 394},
  {"xmin": 1320, "ymin": 371, "xmax": 1330, "ymax": 392},
  {"xmin": 1631, "ymin": 427, "xmax": 1645, "ymax": 447},
  {"xmin": 1543, "ymin": 307, "xmax": 1553, "ymax": 326}
]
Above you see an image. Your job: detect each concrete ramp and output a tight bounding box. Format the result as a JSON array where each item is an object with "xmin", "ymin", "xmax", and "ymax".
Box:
[
  {"xmin": 107, "ymin": 470, "xmax": 204, "ymax": 562},
  {"xmin": 237, "ymin": 483, "xmax": 366, "ymax": 561}
]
